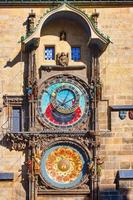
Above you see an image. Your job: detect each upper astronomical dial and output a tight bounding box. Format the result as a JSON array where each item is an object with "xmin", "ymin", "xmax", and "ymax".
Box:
[{"xmin": 37, "ymin": 75, "xmax": 90, "ymax": 129}]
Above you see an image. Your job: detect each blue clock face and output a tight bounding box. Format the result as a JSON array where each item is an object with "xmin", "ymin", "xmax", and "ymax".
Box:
[
  {"xmin": 51, "ymin": 85, "xmax": 80, "ymax": 115},
  {"xmin": 37, "ymin": 75, "xmax": 90, "ymax": 129},
  {"xmin": 54, "ymin": 89, "xmax": 76, "ymax": 110}
]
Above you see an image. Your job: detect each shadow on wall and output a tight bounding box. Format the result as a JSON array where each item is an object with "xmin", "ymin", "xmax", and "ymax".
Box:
[
  {"xmin": 3, "ymin": 49, "xmax": 28, "ymax": 94},
  {"xmin": 100, "ymin": 187, "xmax": 133, "ymax": 200},
  {"xmin": 99, "ymin": 170, "xmax": 133, "ymax": 200},
  {"xmin": 3, "ymin": 50, "xmax": 23, "ymax": 68},
  {"xmin": 3, "ymin": 47, "xmax": 28, "ymax": 85},
  {"xmin": 21, "ymin": 156, "xmax": 29, "ymax": 200},
  {"xmin": 0, "ymin": 137, "xmax": 29, "ymax": 200}
]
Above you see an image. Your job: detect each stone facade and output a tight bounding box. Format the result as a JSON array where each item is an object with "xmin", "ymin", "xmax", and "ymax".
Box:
[{"xmin": 0, "ymin": 2, "xmax": 133, "ymax": 200}]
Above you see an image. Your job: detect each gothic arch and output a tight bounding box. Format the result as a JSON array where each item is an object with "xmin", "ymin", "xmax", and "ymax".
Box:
[{"xmin": 23, "ymin": 3, "xmax": 110, "ymax": 55}]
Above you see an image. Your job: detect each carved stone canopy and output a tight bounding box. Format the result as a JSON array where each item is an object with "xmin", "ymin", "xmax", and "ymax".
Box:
[
  {"xmin": 6, "ymin": 131, "xmax": 96, "ymax": 151},
  {"xmin": 23, "ymin": 3, "xmax": 110, "ymax": 55}
]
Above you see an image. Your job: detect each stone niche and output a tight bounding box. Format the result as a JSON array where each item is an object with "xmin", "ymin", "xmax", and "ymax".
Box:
[{"xmin": 38, "ymin": 16, "xmax": 90, "ymax": 82}]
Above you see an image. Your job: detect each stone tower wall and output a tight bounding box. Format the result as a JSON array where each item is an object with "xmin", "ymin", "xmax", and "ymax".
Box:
[{"xmin": 0, "ymin": 5, "xmax": 133, "ymax": 200}]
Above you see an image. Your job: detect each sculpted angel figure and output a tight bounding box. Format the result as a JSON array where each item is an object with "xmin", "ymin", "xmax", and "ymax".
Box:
[{"xmin": 56, "ymin": 52, "xmax": 69, "ymax": 67}]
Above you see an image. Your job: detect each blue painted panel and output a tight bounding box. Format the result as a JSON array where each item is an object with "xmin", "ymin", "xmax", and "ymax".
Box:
[
  {"xmin": 119, "ymin": 111, "xmax": 127, "ymax": 120},
  {"xmin": 0, "ymin": 173, "xmax": 14, "ymax": 180},
  {"xmin": 119, "ymin": 170, "xmax": 133, "ymax": 179},
  {"xmin": 45, "ymin": 47, "xmax": 55, "ymax": 60},
  {"xmin": 71, "ymin": 47, "xmax": 81, "ymax": 61},
  {"xmin": 110, "ymin": 105, "xmax": 133, "ymax": 111}
]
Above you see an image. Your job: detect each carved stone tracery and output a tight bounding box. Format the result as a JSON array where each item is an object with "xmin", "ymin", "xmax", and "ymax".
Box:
[
  {"xmin": 7, "ymin": 131, "xmax": 95, "ymax": 150},
  {"xmin": 3, "ymin": 95, "xmax": 24, "ymax": 106},
  {"xmin": 6, "ymin": 133, "xmax": 28, "ymax": 151}
]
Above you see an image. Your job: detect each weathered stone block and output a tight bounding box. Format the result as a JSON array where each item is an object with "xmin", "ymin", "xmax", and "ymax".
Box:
[
  {"xmin": 0, "ymin": 4, "xmax": 132, "ymax": 200},
  {"xmin": 120, "ymin": 162, "xmax": 130, "ymax": 169},
  {"xmin": 122, "ymin": 138, "xmax": 133, "ymax": 144}
]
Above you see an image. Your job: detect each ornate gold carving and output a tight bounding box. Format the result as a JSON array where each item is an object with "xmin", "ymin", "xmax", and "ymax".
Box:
[{"xmin": 33, "ymin": 145, "xmax": 41, "ymax": 173}]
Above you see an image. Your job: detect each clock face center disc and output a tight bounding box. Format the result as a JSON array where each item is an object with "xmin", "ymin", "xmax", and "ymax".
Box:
[{"xmin": 58, "ymin": 159, "xmax": 70, "ymax": 172}]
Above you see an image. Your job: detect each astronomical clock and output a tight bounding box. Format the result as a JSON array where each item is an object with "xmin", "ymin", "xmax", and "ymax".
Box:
[
  {"xmin": 34, "ymin": 74, "xmax": 93, "ymax": 193},
  {"xmin": 7, "ymin": 3, "xmax": 110, "ymax": 200},
  {"xmin": 37, "ymin": 75, "xmax": 90, "ymax": 130},
  {"xmin": 39, "ymin": 142, "xmax": 90, "ymax": 191}
]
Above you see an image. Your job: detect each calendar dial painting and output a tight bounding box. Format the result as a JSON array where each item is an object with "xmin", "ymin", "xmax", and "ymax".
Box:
[
  {"xmin": 37, "ymin": 75, "xmax": 90, "ymax": 129},
  {"xmin": 40, "ymin": 144, "xmax": 87, "ymax": 188}
]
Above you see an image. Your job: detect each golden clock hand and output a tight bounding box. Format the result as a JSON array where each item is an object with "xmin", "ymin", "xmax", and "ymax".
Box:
[
  {"xmin": 57, "ymin": 100, "xmax": 69, "ymax": 108},
  {"xmin": 63, "ymin": 90, "xmax": 69, "ymax": 104}
]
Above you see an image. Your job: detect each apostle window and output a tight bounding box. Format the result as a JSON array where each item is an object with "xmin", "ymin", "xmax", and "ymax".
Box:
[
  {"xmin": 45, "ymin": 46, "xmax": 55, "ymax": 60},
  {"xmin": 71, "ymin": 47, "xmax": 81, "ymax": 61}
]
